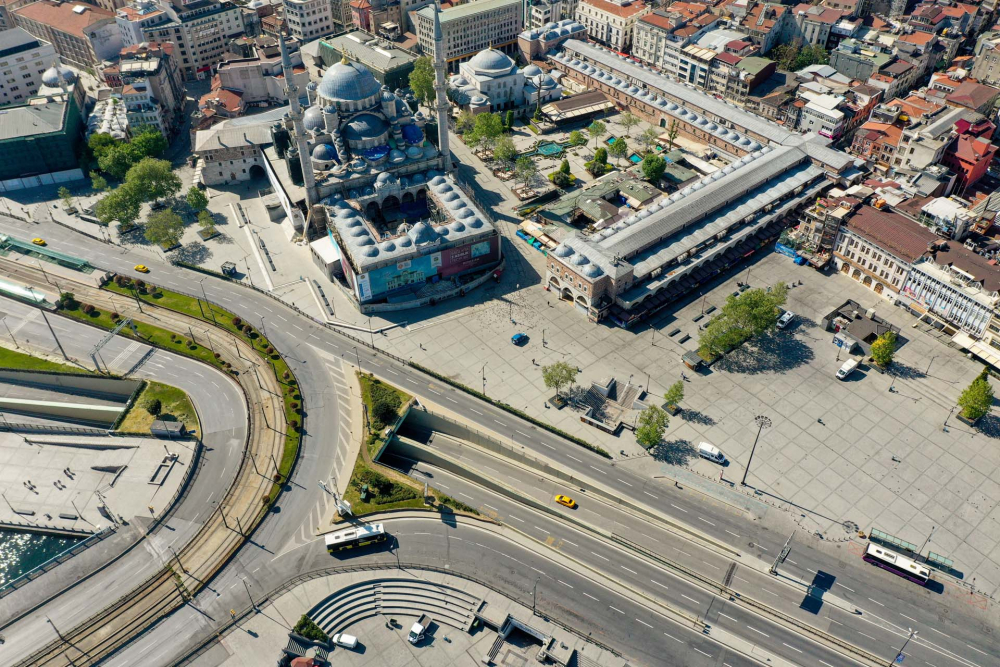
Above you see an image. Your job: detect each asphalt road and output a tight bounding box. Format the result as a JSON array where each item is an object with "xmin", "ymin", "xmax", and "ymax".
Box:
[
  {"xmin": 0, "ymin": 214, "xmax": 994, "ymax": 667},
  {"xmin": 0, "ymin": 294, "xmax": 247, "ymax": 662}
]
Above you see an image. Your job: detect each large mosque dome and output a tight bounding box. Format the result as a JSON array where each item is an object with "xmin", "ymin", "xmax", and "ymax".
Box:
[
  {"xmin": 467, "ymin": 49, "xmax": 515, "ymax": 76},
  {"xmin": 317, "ymin": 60, "xmax": 382, "ymax": 102}
]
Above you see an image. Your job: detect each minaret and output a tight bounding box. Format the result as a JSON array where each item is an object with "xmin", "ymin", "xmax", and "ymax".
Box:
[
  {"xmin": 432, "ymin": 1, "xmax": 452, "ymax": 173},
  {"xmin": 280, "ymin": 33, "xmax": 318, "ymax": 208}
]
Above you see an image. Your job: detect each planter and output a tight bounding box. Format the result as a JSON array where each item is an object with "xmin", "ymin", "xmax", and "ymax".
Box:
[
  {"xmin": 664, "ymin": 403, "xmax": 681, "ymax": 415},
  {"xmin": 956, "ymin": 413, "xmax": 981, "ymax": 427},
  {"xmin": 549, "ymin": 394, "xmax": 567, "ymax": 410},
  {"xmin": 197, "ymin": 229, "xmax": 220, "ymax": 241}
]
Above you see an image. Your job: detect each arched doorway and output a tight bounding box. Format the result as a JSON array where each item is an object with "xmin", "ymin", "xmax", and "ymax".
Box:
[
  {"xmin": 840, "ymin": 263, "xmax": 849, "ymax": 274},
  {"xmin": 382, "ymin": 195, "xmax": 400, "ymax": 221},
  {"xmin": 402, "ymin": 192, "xmax": 414, "ymax": 204},
  {"xmin": 416, "ymin": 188, "xmax": 427, "ymax": 200},
  {"xmin": 874, "ymin": 282, "xmax": 884, "ymax": 295},
  {"xmin": 561, "ymin": 287, "xmax": 573, "ymax": 302},
  {"xmin": 548, "ymin": 276, "xmax": 560, "ymax": 289},
  {"xmin": 863, "ymin": 275, "xmax": 872, "ymax": 287},
  {"xmin": 365, "ymin": 201, "xmax": 381, "ymax": 222},
  {"xmin": 248, "ymin": 165, "xmax": 265, "ymax": 179},
  {"xmin": 852, "ymin": 269, "xmax": 862, "ymax": 280}
]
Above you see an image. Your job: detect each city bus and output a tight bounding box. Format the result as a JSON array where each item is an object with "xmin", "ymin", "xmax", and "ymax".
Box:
[
  {"xmin": 862, "ymin": 543, "xmax": 930, "ymax": 585},
  {"xmin": 325, "ymin": 524, "xmax": 387, "ymax": 553}
]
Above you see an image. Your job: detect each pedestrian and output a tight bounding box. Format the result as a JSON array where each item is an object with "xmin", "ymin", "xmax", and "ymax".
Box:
[{"xmin": 681, "ymin": 372, "xmax": 688, "ymax": 381}]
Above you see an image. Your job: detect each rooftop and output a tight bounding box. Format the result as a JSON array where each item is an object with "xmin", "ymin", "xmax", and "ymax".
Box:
[
  {"xmin": 0, "ymin": 28, "xmax": 45, "ymax": 60},
  {"xmin": 0, "ymin": 98, "xmax": 68, "ymax": 142},
  {"xmin": 580, "ymin": 0, "xmax": 649, "ymax": 17},
  {"xmin": 844, "ymin": 205, "xmax": 938, "ymax": 263},
  {"xmin": 14, "ymin": 0, "xmax": 114, "ymax": 38},
  {"xmin": 322, "ymin": 31, "xmax": 417, "ymax": 72},
  {"xmin": 417, "ymin": 0, "xmax": 520, "ymax": 23},
  {"xmin": 922, "ymin": 240, "xmax": 1000, "ymax": 293}
]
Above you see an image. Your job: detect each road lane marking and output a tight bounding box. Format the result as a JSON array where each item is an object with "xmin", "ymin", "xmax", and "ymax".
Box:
[
  {"xmin": 747, "ymin": 626, "xmax": 769, "ymax": 638},
  {"xmin": 567, "ymin": 455, "xmax": 582, "ymax": 462},
  {"xmin": 762, "ymin": 589, "xmax": 779, "ymax": 597},
  {"xmin": 458, "ymin": 493, "xmax": 474, "ymax": 500},
  {"xmin": 530, "ymin": 567, "xmax": 546, "ymax": 575},
  {"xmin": 470, "ymin": 408, "xmax": 483, "ymax": 415},
  {"xmin": 858, "ymin": 632, "xmax": 876, "ymax": 640},
  {"xmin": 650, "ymin": 579, "xmax": 668, "ymax": 590},
  {"xmin": 583, "ymin": 592, "xmax": 599, "ymax": 601},
  {"xmin": 735, "ymin": 577, "xmax": 750, "ymax": 584},
  {"xmin": 928, "ymin": 628, "xmax": 949, "ymax": 637},
  {"xmin": 589, "ymin": 465, "xmax": 608, "ymax": 475},
  {"xmin": 718, "ymin": 613, "xmax": 738, "ymax": 622},
  {"xmin": 609, "ymin": 606, "xmax": 625, "ymax": 614},
  {"xmin": 563, "ymin": 539, "xmax": 579, "ymax": 547},
  {"xmin": 681, "ymin": 594, "xmax": 699, "ymax": 604},
  {"xmin": 640, "ymin": 533, "xmax": 659, "ymax": 543},
  {"xmin": 494, "ymin": 420, "xmax": 504, "ymax": 425},
  {"xmin": 693, "ymin": 648, "xmax": 712, "ymax": 658},
  {"xmin": 670, "ymin": 503, "xmax": 688, "ymax": 513},
  {"xmin": 644, "ymin": 491, "xmax": 659, "ymax": 499},
  {"xmin": 446, "ymin": 397, "xmax": 458, "ymax": 404},
  {"xmin": 836, "ymin": 583, "xmax": 855, "ymax": 592},
  {"xmin": 508, "ymin": 515, "xmax": 524, "ymax": 523},
  {"xmin": 534, "ymin": 526, "xmax": 548, "ymax": 533},
  {"xmin": 899, "ymin": 613, "xmax": 917, "ymax": 622},
  {"xmin": 782, "ymin": 643, "xmax": 803, "ymax": 654},
  {"xmin": 676, "ymin": 550, "xmax": 692, "ymax": 558},
  {"xmin": 405, "ymin": 378, "xmax": 418, "ymax": 384},
  {"xmin": 698, "ymin": 517, "xmax": 715, "ymax": 526},
  {"xmin": 516, "ymin": 430, "xmax": 530, "ymax": 438},
  {"xmin": 726, "ymin": 530, "xmax": 740, "ymax": 538},
  {"xmin": 483, "ymin": 504, "xmax": 498, "ymax": 511},
  {"xmin": 636, "ymin": 618, "xmax": 653, "ymax": 628},
  {"xmin": 786, "ymin": 559, "xmax": 797, "ymax": 565},
  {"xmin": 429, "ymin": 389, "xmax": 441, "ymax": 396},
  {"xmin": 829, "ymin": 619, "xmax": 843, "ymax": 626},
  {"xmin": 663, "ymin": 633, "xmax": 683, "ymax": 643},
  {"xmin": 386, "ymin": 368, "xmax": 398, "ymax": 375},
  {"xmin": 617, "ymin": 478, "xmax": 633, "ymax": 487},
  {"xmin": 557, "ymin": 580, "xmax": 574, "ymax": 588},
  {"xmin": 621, "ymin": 566, "xmax": 637, "ymax": 574},
  {"xmin": 819, "ymin": 661, "xmax": 835, "ymax": 667},
  {"xmin": 966, "ymin": 645, "xmax": 988, "ymax": 656},
  {"xmin": 591, "ymin": 551, "xmax": 610, "ymax": 561},
  {"xmin": 867, "ymin": 598, "xmax": 884, "ymax": 606}
]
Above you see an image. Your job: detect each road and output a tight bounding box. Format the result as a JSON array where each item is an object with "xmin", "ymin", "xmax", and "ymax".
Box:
[{"xmin": 0, "ymin": 213, "xmax": 994, "ymax": 666}]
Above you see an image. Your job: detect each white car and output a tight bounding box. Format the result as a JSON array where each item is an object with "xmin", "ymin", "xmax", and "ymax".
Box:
[
  {"xmin": 331, "ymin": 633, "xmax": 358, "ymax": 649},
  {"xmin": 776, "ymin": 310, "xmax": 795, "ymax": 329}
]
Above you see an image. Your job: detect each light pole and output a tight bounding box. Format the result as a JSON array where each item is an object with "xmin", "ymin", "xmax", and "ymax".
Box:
[
  {"xmin": 918, "ymin": 525, "xmax": 936, "ymax": 555},
  {"xmin": 199, "ymin": 279, "xmax": 217, "ymax": 325},
  {"xmin": 243, "ymin": 578, "xmax": 257, "ymax": 611},
  {"xmin": 2, "ymin": 317, "xmax": 18, "ymax": 348},
  {"xmin": 531, "ymin": 577, "xmax": 539, "ymax": 615},
  {"xmin": 354, "ymin": 346, "xmax": 362, "ymax": 372},
  {"xmin": 889, "ymin": 629, "xmax": 917, "ymax": 666},
  {"xmin": 259, "ymin": 315, "xmax": 267, "ymax": 340},
  {"xmin": 770, "ymin": 531, "xmax": 794, "ymax": 575},
  {"xmin": 482, "ymin": 362, "xmax": 488, "ymax": 397},
  {"xmin": 368, "ymin": 316, "xmax": 375, "ymax": 348},
  {"xmin": 741, "ymin": 415, "xmax": 772, "ymax": 487}
]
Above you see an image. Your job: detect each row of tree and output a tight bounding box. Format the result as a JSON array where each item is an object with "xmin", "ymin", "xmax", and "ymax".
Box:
[{"xmin": 87, "ymin": 127, "xmax": 168, "ymax": 184}]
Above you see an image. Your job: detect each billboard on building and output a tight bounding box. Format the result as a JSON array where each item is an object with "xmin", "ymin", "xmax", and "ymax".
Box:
[{"xmin": 439, "ymin": 236, "xmax": 499, "ymax": 278}]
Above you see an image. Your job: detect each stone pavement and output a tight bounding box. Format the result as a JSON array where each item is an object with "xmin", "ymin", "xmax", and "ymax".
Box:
[{"xmin": 201, "ymin": 568, "xmax": 627, "ymax": 667}]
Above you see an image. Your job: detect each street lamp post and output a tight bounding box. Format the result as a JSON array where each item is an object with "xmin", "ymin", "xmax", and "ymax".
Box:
[
  {"xmin": 2, "ymin": 317, "xmax": 18, "ymax": 348},
  {"xmin": 741, "ymin": 415, "xmax": 772, "ymax": 487},
  {"xmin": 354, "ymin": 346, "xmax": 362, "ymax": 372},
  {"xmin": 889, "ymin": 629, "xmax": 917, "ymax": 666},
  {"xmin": 482, "ymin": 362, "xmax": 488, "ymax": 397},
  {"xmin": 199, "ymin": 279, "xmax": 217, "ymax": 325}
]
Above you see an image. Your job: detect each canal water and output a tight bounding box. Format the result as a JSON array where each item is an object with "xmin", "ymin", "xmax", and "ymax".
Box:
[{"xmin": 0, "ymin": 529, "xmax": 83, "ymax": 587}]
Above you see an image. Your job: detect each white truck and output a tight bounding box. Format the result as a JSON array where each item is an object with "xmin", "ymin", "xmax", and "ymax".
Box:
[{"xmin": 408, "ymin": 614, "xmax": 431, "ymax": 645}]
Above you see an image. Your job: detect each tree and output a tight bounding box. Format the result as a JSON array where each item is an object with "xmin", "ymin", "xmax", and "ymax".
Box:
[
  {"xmin": 88, "ymin": 132, "xmax": 118, "ymax": 161},
  {"xmin": 635, "ymin": 405, "xmax": 669, "ymax": 449},
  {"xmin": 505, "ymin": 109, "xmax": 515, "ymax": 130},
  {"xmin": 186, "ymin": 186, "xmax": 208, "ymax": 212},
  {"xmin": 125, "ymin": 158, "xmax": 181, "ymax": 202},
  {"xmin": 663, "ymin": 381, "xmax": 684, "ymax": 409},
  {"xmin": 131, "ymin": 126, "xmax": 168, "ymax": 158},
  {"xmin": 144, "ymin": 208, "xmax": 185, "ymax": 247},
  {"xmin": 493, "ymin": 134, "xmax": 517, "ymax": 170},
  {"xmin": 870, "ymin": 331, "xmax": 897, "ymax": 369},
  {"xmin": 569, "ymin": 129, "xmax": 585, "ymax": 146},
  {"xmin": 641, "ymin": 154, "xmax": 666, "ymax": 183},
  {"xmin": 94, "ymin": 183, "xmax": 143, "ymax": 228},
  {"xmin": 514, "ymin": 155, "xmax": 538, "ymax": 191},
  {"xmin": 456, "ymin": 110, "xmax": 475, "ymax": 135},
  {"xmin": 90, "ymin": 171, "xmax": 108, "ymax": 192},
  {"xmin": 197, "ymin": 209, "xmax": 216, "ymax": 234},
  {"xmin": 559, "ymin": 158, "xmax": 571, "ymax": 175},
  {"xmin": 620, "ymin": 111, "xmax": 641, "ymax": 138},
  {"xmin": 58, "ymin": 186, "xmax": 73, "ymax": 209},
  {"xmin": 587, "ymin": 120, "xmax": 606, "ymax": 150},
  {"xmin": 638, "ymin": 127, "xmax": 660, "ymax": 155},
  {"xmin": 98, "ymin": 142, "xmax": 144, "ymax": 180},
  {"xmin": 698, "ymin": 284, "xmax": 789, "ymax": 358},
  {"xmin": 667, "ymin": 118, "xmax": 679, "ymax": 150},
  {"xmin": 541, "ymin": 361, "xmax": 578, "ymax": 396},
  {"xmin": 608, "ymin": 137, "xmax": 628, "ymax": 166},
  {"xmin": 586, "ymin": 147, "xmax": 609, "ymax": 176},
  {"xmin": 293, "ymin": 615, "xmax": 329, "ymax": 643},
  {"xmin": 958, "ymin": 377, "xmax": 994, "ymax": 421},
  {"xmin": 468, "ymin": 112, "xmax": 504, "ymax": 154},
  {"xmin": 144, "ymin": 397, "xmax": 162, "ymax": 417},
  {"xmin": 409, "ymin": 56, "xmax": 436, "ymax": 106}
]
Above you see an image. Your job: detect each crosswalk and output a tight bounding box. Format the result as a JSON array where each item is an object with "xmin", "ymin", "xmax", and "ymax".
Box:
[{"xmin": 107, "ymin": 341, "xmax": 143, "ymax": 373}]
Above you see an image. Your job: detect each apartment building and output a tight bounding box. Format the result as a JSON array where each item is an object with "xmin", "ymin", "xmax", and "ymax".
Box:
[
  {"xmin": 414, "ymin": 0, "xmax": 522, "ymax": 72},
  {"xmin": 215, "ymin": 36, "xmax": 308, "ymax": 104},
  {"xmin": 141, "ymin": 0, "xmax": 245, "ymax": 81},
  {"xmin": 730, "ymin": 2, "xmax": 791, "ymax": 55},
  {"xmin": 284, "ymin": 0, "xmax": 334, "ymax": 41},
  {"xmin": 0, "ymin": 28, "xmax": 56, "ymax": 107},
  {"xmin": 526, "ymin": 0, "xmax": 563, "ymax": 30},
  {"xmin": 850, "ymin": 121, "xmax": 903, "ymax": 170},
  {"xmin": 13, "ymin": 0, "xmax": 121, "ymax": 70},
  {"xmin": 116, "ymin": 1, "xmax": 168, "ymax": 48},
  {"xmin": 574, "ymin": 0, "xmax": 650, "ymax": 52},
  {"xmin": 115, "ymin": 41, "xmax": 183, "ymax": 134}
]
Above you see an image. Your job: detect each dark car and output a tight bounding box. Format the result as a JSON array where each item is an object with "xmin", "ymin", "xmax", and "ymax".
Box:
[{"xmin": 511, "ymin": 333, "xmax": 528, "ymax": 345}]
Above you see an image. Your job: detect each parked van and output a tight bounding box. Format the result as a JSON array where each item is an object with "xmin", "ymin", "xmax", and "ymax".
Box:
[
  {"xmin": 698, "ymin": 442, "xmax": 727, "ymax": 465},
  {"xmin": 837, "ymin": 358, "xmax": 859, "ymax": 380},
  {"xmin": 331, "ymin": 633, "xmax": 358, "ymax": 649},
  {"xmin": 776, "ymin": 310, "xmax": 795, "ymax": 329}
]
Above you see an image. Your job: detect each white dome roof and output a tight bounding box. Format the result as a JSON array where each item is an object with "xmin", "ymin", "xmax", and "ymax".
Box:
[{"xmin": 468, "ymin": 49, "xmax": 514, "ymax": 74}]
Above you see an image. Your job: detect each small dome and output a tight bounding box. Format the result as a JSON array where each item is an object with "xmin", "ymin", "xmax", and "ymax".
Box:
[
  {"xmin": 571, "ymin": 254, "xmax": 589, "ymax": 266},
  {"xmin": 303, "ymin": 106, "xmax": 324, "ymax": 132},
  {"xmin": 390, "ymin": 149, "xmax": 406, "ymax": 161},
  {"xmin": 523, "ymin": 64, "xmax": 542, "ymax": 76},
  {"xmin": 468, "ymin": 217, "xmax": 484, "ymax": 228},
  {"xmin": 408, "ymin": 220, "xmax": 437, "ymax": 244},
  {"xmin": 452, "ymin": 75, "xmax": 469, "ymax": 86},
  {"xmin": 376, "ymin": 171, "xmax": 392, "ymax": 184},
  {"xmin": 583, "ymin": 264, "xmax": 603, "ymax": 278},
  {"xmin": 360, "ymin": 246, "xmax": 379, "ymax": 257},
  {"xmin": 441, "ymin": 191, "xmax": 459, "ymax": 202},
  {"xmin": 406, "ymin": 145, "xmax": 423, "ymax": 159},
  {"xmin": 306, "ymin": 81, "xmax": 318, "ymax": 90},
  {"xmin": 344, "ymin": 113, "xmax": 388, "ymax": 141},
  {"xmin": 430, "ymin": 175, "xmax": 445, "ymax": 186},
  {"xmin": 438, "ymin": 227, "xmax": 450, "ymax": 237},
  {"xmin": 456, "ymin": 207, "xmax": 474, "ymax": 219},
  {"xmin": 422, "ymin": 144, "xmax": 437, "ymax": 158},
  {"xmin": 411, "ymin": 172, "xmax": 426, "ymax": 185},
  {"xmin": 381, "ymin": 240, "xmax": 396, "ymax": 252},
  {"xmin": 312, "ymin": 143, "xmax": 337, "ymax": 161},
  {"xmin": 397, "ymin": 236, "xmax": 413, "ymax": 247},
  {"xmin": 553, "ymin": 244, "xmax": 574, "ymax": 258},
  {"xmin": 356, "ymin": 235, "xmax": 375, "ymax": 246},
  {"xmin": 449, "ymin": 221, "xmax": 466, "ymax": 232},
  {"xmin": 42, "ymin": 63, "xmax": 76, "ymax": 88}
]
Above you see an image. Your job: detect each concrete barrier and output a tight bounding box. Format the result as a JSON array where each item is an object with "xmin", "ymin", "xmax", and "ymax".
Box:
[
  {"xmin": 0, "ymin": 397, "xmax": 122, "ymax": 425},
  {"xmin": 0, "ymin": 370, "xmax": 141, "ymax": 401}
]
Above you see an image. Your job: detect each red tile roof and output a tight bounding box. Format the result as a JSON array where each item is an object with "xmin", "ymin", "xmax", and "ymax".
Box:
[
  {"xmin": 927, "ymin": 241, "xmax": 1000, "ymax": 292},
  {"xmin": 946, "ymin": 80, "xmax": 1000, "ymax": 110},
  {"xmin": 846, "ymin": 206, "xmax": 939, "ymax": 263},
  {"xmin": 715, "ymin": 51, "xmax": 742, "ymax": 65},
  {"xmin": 897, "ymin": 31, "xmax": 934, "ymax": 45},
  {"xmin": 581, "ymin": 0, "xmax": 649, "ymax": 17},
  {"xmin": 14, "ymin": 0, "xmax": 114, "ymax": 38},
  {"xmin": 950, "ymin": 135, "xmax": 997, "ymax": 163}
]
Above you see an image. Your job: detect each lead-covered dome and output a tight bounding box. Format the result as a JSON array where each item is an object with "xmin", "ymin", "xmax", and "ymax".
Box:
[
  {"xmin": 317, "ymin": 60, "xmax": 382, "ymax": 102},
  {"xmin": 344, "ymin": 113, "xmax": 388, "ymax": 141},
  {"xmin": 467, "ymin": 49, "xmax": 515, "ymax": 75},
  {"xmin": 42, "ymin": 63, "xmax": 76, "ymax": 88}
]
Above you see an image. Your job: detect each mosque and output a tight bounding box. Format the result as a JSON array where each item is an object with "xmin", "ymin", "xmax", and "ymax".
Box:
[
  {"xmin": 447, "ymin": 48, "xmax": 562, "ymax": 114},
  {"xmin": 264, "ymin": 2, "xmax": 501, "ymax": 309}
]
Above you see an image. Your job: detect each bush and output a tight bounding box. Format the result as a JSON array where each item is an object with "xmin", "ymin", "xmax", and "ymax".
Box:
[
  {"xmin": 232, "ymin": 317, "xmax": 242, "ymax": 327},
  {"xmin": 367, "ymin": 381, "xmax": 402, "ymax": 430},
  {"xmin": 144, "ymin": 397, "xmax": 162, "ymax": 416},
  {"xmin": 81, "ymin": 304, "xmax": 95, "ymax": 315},
  {"xmin": 351, "ymin": 467, "xmax": 419, "ymax": 505},
  {"xmin": 549, "ymin": 171, "xmax": 573, "ymax": 188},
  {"xmin": 293, "ymin": 615, "xmax": 328, "ymax": 643}
]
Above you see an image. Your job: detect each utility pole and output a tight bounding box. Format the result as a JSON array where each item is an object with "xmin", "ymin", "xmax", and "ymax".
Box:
[
  {"xmin": 741, "ymin": 415, "xmax": 772, "ymax": 487},
  {"xmin": 770, "ymin": 531, "xmax": 794, "ymax": 575},
  {"xmin": 199, "ymin": 279, "xmax": 217, "ymax": 325},
  {"xmin": 243, "ymin": 578, "xmax": 257, "ymax": 611},
  {"xmin": 531, "ymin": 577, "xmax": 539, "ymax": 615},
  {"xmin": 918, "ymin": 525, "xmax": 936, "ymax": 555},
  {"xmin": 889, "ymin": 629, "xmax": 917, "ymax": 666},
  {"xmin": 2, "ymin": 317, "xmax": 18, "ymax": 348},
  {"xmin": 482, "ymin": 362, "xmax": 488, "ymax": 397},
  {"xmin": 354, "ymin": 346, "xmax": 362, "ymax": 372}
]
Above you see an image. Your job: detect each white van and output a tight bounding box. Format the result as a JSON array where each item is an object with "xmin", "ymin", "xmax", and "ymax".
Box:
[
  {"xmin": 332, "ymin": 633, "xmax": 358, "ymax": 649},
  {"xmin": 698, "ymin": 442, "xmax": 727, "ymax": 465},
  {"xmin": 836, "ymin": 358, "xmax": 859, "ymax": 380},
  {"xmin": 776, "ymin": 310, "xmax": 795, "ymax": 329}
]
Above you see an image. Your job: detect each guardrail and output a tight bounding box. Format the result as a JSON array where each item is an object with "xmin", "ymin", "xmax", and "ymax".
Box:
[{"xmin": 0, "ymin": 526, "xmax": 116, "ymax": 599}]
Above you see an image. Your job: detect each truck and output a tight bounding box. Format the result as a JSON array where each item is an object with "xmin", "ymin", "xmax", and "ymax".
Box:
[
  {"xmin": 836, "ymin": 358, "xmax": 859, "ymax": 380},
  {"xmin": 408, "ymin": 614, "xmax": 431, "ymax": 644}
]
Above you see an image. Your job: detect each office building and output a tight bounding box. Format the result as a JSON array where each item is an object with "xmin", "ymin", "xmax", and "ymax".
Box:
[
  {"xmin": 13, "ymin": 0, "xmax": 121, "ymax": 70},
  {"xmin": 0, "ymin": 28, "xmax": 56, "ymax": 106},
  {"xmin": 414, "ymin": 0, "xmax": 522, "ymax": 72}
]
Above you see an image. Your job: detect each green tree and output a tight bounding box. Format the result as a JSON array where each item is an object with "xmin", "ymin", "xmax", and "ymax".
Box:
[
  {"xmin": 456, "ymin": 109, "xmax": 475, "ymax": 135},
  {"xmin": 186, "ymin": 186, "xmax": 208, "ymax": 212},
  {"xmin": 409, "ymin": 56, "xmax": 436, "ymax": 106},
  {"xmin": 293, "ymin": 615, "xmax": 329, "ymax": 643},
  {"xmin": 144, "ymin": 208, "xmax": 185, "ymax": 247},
  {"xmin": 569, "ymin": 129, "xmax": 585, "ymax": 146},
  {"xmin": 870, "ymin": 331, "xmax": 897, "ymax": 369},
  {"xmin": 587, "ymin": 120, "xmax": 606, "ymax": 150},
  {"xmin": 958, "ymin": 377, "xmax": 994, "ymax": 421},
  {"xmin": 197, "ymin": 209, "xmax": 216, "ymax": 235},
  {"xmin": 635, "ymin": 405, "xmax": 669, "ymax": 449},
  {"xmin": 94, "ymin": 183, "xmax": 143, "ymax": 228},
  {"xmin": 698, "ymin": 284, "xmax": 789, "ymax": 359},
  {"xmin": 667, "ymin": 118, "xmax": 679, "ymax": 150},
  {"xmin": 468, "ymin": 112, "xmax": 504, "ymax": 154},
  {"xmin": 88, "ymin": 132, "xmax": 118, "ymax": 160},
  {"xmin": 125, "ymin": 158, "xmax": 181, "ymax": 202},
  {"xmin": 641, "ymin": 154, "xmax": 666, "ymax": 182},
  {"xmin": 493, "ymin": 134, "xmax": 517, "ymax": 170},
  {"xmin": 505, "ymin": 109, "xmax": 515, "ymax": 130},
  {"xmin": 559, "ymin": 158, "xmax": 570, "ymax": 175},
  {"xmin": 638, "ymin": 127, "xmax": 660, "ymax": 155},
  {"xmin": 663, "ymin": 380, "xmax": 684, "ymax": 409},
  {"xmin": 58, "ymin": 186, "xmax": 73, "ymax": 209},
  {"xmin": 90, "ymin": 171, "xmax": 108, "ymax": 192},
  {"xmin": 541, "ymin": 361, "xmax": 578, "ymax": 396},
  {"xmin": 586, "ymin": 147, "xmax": 609, "ymax": 176},
  {"xmin": 514, "ymin": 155, "xmax": 538, "ymax": 191},
  {"xmin": 620, "ymin": 111, "xmax": 641, "ymax": 138},
  {"xmin": 130, "ymin": 127, "xmax": 168, "ymax": 158},
  {"xmin": 98, "ymin": 142, "xmax": 144, "ymax": 180},
  {"xmin": 608, "ymin": 137, "xmax": 628, "ymax": 166},
  {"xmin": 144, "ymin": 397, "xmax": 162, "ymax": 416}
]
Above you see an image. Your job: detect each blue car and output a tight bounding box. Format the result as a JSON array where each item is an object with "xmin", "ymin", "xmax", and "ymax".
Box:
[{"xmin": 511, "ymin": 333, "xmax": 528, "ymax": 345}]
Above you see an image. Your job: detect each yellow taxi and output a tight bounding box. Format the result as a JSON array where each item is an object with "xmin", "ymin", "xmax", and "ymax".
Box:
[
  {"xmin": 134, "ymin": 264, "xmax": 150, "ymax": 273},
  {"xmin": 554, "ymin": 494, "xmax": 576, "ymax": 509},
  {"xmin": 31, "ymin": 238, "xmax": 46, "ymax": 246}
]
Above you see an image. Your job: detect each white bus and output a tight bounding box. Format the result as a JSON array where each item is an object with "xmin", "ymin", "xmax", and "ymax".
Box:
[
  {"xmin": 862, "ymin": 543, "xmax": 930, "ymax": 585},
  {"xmin": 325, "ymin": 523, "xmax": 387, "ymax": 553}
]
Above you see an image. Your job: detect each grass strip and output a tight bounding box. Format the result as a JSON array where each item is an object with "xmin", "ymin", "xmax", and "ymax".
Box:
[
  {"xmin": 117, "ymin": 380, "xmax": 200, "ymax": 435},
  {"xmin": 0, "ymin": 346, "xmax": 95, "ymax": 374}
]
